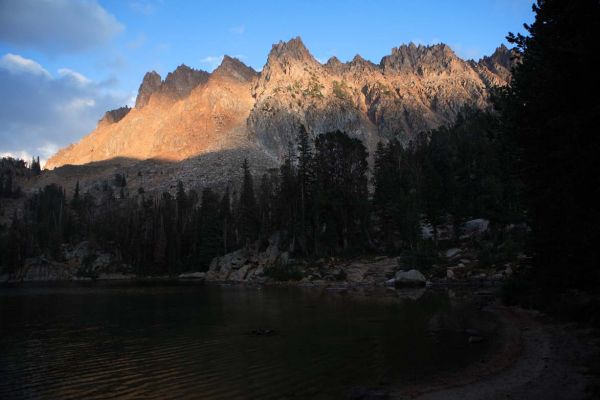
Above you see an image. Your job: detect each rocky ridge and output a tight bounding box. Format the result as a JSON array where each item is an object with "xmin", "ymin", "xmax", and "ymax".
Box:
[{"xmin": 44, "ymin": 37, "xmax": 513, "ymax": 190}]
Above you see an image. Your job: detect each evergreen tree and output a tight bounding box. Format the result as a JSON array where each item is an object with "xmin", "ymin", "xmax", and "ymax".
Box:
[
  {"xmin": 258, "ymin": 174, "xmax": 274, "ymax": 239},
  {"xmin": 296, "ymin": 125, "xmax": 315, "ymax": 254},
  {"xmin": 198, "ymin": 188, "xmax": 222, "ymax": 268},
  {"xmin": 314, "ymin": 131, "xmax": 369, "ymax": 254},
  {"xmin": 219, "ymin": 186, "xmax": 233, "ymax": 254},
  {"xmin": 239, "ymin": 159, "xmax": 259, "ymax": 245},
  {"xmin": 277, "ymin": 142, "xmax": 298, "ymax": 248},
  {"xmin": 502, "ymin": 0, "xmax": 600, "ymax": 292}
]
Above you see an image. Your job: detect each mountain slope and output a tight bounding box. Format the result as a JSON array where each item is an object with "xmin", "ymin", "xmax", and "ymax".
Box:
[{"xmin": 46, "ymin": 38, "xmax": 512, "ymax": 173}]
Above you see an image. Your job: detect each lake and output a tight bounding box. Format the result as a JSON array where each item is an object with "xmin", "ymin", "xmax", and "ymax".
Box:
[{"xmin": 0, "ymin": 283, "xmax": 496, "ymax": 399}]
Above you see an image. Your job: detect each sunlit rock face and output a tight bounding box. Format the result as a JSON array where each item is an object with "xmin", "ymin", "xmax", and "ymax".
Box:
[{"xmin": 46, "ymin": 37, "xmax": 512, "ymax": 171}]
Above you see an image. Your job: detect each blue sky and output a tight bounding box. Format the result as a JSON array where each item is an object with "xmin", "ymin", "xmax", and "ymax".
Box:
[{"xmin": 0, "ymin": 0, "xmax": 535, "ymax": 164}]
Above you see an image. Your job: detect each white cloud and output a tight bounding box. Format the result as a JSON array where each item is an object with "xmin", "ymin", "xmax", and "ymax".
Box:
[
  {"xmin": 2, "ymin": 144, "xmax": 57, "ymax": 169},
  {"xmin": 0, "ymin": 53, "xmax": 50, "ymax": 77},
  {"xmin": 229, "ymin": 25, "xmax": 245, "ymax": 35},
  {"xmin": 1, "ymin": 150, "xmax": 34, "ymax": 162},
  {"xmin": 126, "ymin": 93, "xmax": 137, "ymax": 108},
  {"xmin": 58, "ymin": 68, "xmax": 92, "ymax": 86},
  {"xmin": 37, "ymin": 142, "xmax": 59, "ymax": 160},
  {"xmin": 0, "ymin": 53, "xmax": 129, "ymax": 164},
  {"xmin": 59, "ymin": 98, "xmax": 97, "ymax": 112},
  {"xmin": 0, "ymin": 0, "xmax": 123, "ymax": 54}
]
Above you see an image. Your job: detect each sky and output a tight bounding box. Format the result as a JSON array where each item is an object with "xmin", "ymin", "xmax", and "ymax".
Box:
[{"xmin": 0, "ymin": 0, "xmax": 535, "ymax": 165}]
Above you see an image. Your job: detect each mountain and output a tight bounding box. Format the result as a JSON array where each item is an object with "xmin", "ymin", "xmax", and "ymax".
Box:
[{"xmin": 44, "ymin": 37, "xmax": 513, "ymax": 191}]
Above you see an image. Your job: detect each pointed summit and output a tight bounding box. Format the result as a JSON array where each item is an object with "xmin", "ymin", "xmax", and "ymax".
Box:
[
  {"xmin": 135, "ymin": 71, "xmax": 161, "ymax": 109},
  {"xmin": 268, "ymin": 36, "xmax": 316, "ymax": 63},
  {"xmin": 380, "ymin": 43, "xmax": 458, "ymax": 75},
  {"xmin": 480, "ymin": 44, "xmax": 512, "ymax": 70},
  {"xmin": 325, "ymin": 56, "xmax": 342, "ymax": 66},
  {"xmin": 161, "ymin": 64, "xmax": 209, "ymax": 98},
  {"xmin": 213, "ymin": 56, "xmax": 257, "ymax": 82},
  {"xmin": 348, "ymin": 54, "xmax": 378, "ymax": 73},
  {"xmin": 479, "ymin": 44, "xmax": 515, "ymax": 82}
]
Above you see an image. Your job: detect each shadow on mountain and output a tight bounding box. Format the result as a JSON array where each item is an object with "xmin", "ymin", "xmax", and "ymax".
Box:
[{"xmin": 38, "ymin": 148, "xmax": 279, "ymax": 195}]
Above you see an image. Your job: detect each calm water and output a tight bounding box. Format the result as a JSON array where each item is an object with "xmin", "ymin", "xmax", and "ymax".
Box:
[{"xmin": 0, "ymin": 283, "xmax": 495, "ymax": 399}]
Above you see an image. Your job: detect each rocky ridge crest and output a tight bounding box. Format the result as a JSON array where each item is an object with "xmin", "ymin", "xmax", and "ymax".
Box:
[{"xmin": 45, "ymin": 37, "xmax": 514, "ymax": 186}]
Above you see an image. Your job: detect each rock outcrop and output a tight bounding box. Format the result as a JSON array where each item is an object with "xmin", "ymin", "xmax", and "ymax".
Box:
[
  {"xmin": 45, "ymin": 37, "xmax": 514, "ymax": 186},
  {"xmin": 99, "ymin": 106, "xmax": 131, "ymax": 125},
  {"xmin": 159, "ymin": 64, "xmax": 210, "ymax": 100},
  {"xmin": 135, "ymin": 71, "xmax": 162, "ymax": 108}
]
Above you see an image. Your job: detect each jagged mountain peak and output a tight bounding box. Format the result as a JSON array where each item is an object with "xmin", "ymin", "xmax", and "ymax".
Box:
[
  {"xmin": 135, "ymin": 71, "xmax": 162, "ymax": 108},
  {"xmin": 47, "ymin": 37, "xmax": 512, "ymax": 174},
  {"xmin": 325, "ymin": 56, "xmax": 342, "ymax": 66},
  {"xmin": 213, "ymin": 56, "xmax": 257, "ymax": 82},
  {"xmin": 380, "ymin": 42, "xmax": 458, "ymax": 74},
  {"xmin": 134, "ymin": 65, "xmax": 210, "ymax": 108},
  {"xmin": 350, "ymin": 54, "xmax": 377, "ymax": 67},
  {"xmin": 480, "ymin": 44, "xmax": 512, "ymax": 68},
  {"xmin": 143, "ymin": 70, "xmax": 161, "ymax": 80},
  {"xmin": 478, "ymin": 44, "xmax": 515, "ymax": 83},
  {"xmin": 268, "ymin": 36, "xmax": 316, "ymax": 63},
  {"xmin": 161, "ymin": 64, "xmax": 209, "ymax": 98}
]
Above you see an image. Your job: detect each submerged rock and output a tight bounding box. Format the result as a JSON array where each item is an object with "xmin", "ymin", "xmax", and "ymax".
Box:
[
  {"xmin": 468, "ymin": 335, "xmax": 484, "ymax": 344},
  {"xmin": 177, "ymin": 272, "xmax": 206, "ymax": 280},
  {"xmin": 248, "ymin": 328, "xmax": 277, "ymax": 336},
  {"xmin": 97, "ymin": 273, "xmax": 135, "ymax": 280}
]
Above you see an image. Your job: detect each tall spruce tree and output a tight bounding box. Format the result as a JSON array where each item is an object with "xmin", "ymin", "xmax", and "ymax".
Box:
[
  {"xmin": 502, "ymin": 0, "xmax": 600, "ymax": 292},
  {"xmin": 239, "ymin": 159, "xmax": 259, "ymax": 245},
  {"xmin": 296, "ymin": 125, "xmax": 314, "ymax": 254}
]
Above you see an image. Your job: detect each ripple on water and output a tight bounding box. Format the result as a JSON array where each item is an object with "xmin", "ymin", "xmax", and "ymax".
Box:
[{"xmin": 0, "ymin": 284, "xmax": 495, "ymax": 399}]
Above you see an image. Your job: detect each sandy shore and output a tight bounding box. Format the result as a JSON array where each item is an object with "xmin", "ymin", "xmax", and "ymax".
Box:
[{"xmin": 389, "ymin": 306, "xmax": 597, "ymax": 400}]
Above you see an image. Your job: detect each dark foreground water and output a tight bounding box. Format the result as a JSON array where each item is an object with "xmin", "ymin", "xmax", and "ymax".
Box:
[{"xmin": 0, "ymin": 283, "xmax": 495, "ymax": 399}]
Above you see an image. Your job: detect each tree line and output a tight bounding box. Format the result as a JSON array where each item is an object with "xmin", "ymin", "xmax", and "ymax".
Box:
[
  {"xmin": 0, "ymin": 109, "xmax": 522, "ymax": 276},
  {"xmin": 0, "ymin": 156, "xmax": 41, "ymax": 199}
]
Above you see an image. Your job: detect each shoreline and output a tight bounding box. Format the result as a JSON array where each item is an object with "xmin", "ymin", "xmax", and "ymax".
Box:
[{"xmin": 393, "ymin": 306, "xmax": 596, "ymax": 400}]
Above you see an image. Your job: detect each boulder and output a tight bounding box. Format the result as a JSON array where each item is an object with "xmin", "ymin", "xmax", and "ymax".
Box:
[
  {"xmin": 394, "ymin": 269, "xmax": 426, "ymax": 286},
  {"xmin": 92, "ymin": 253, "xmax": 112, "ymax": 270},
  {"xmin": 461, "ymin": 218, "xmax": 490, "ymax": 238},
  {"xmin": 445, "ymin": 248, "xmax": 462, "ymax": 259},
  {"xmin": 229, "ymin": 264, "xmax": 251, "ymax": 281}
]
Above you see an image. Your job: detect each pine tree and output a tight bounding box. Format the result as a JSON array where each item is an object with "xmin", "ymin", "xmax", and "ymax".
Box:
[
  {"xmin": 277, "ymin": 142, "xmax": 298, "ymax": 248},
  {"xmin": 239, "ymin": 159, "xmax": 258, "ymax": 246},
  {"xmin": 219, "ymin": 186, "xmax": 232, "ymax": 254},
  {"xmin": 502, "ymin": 0, "xmax": 600, "ymax": 292},
  {"xmin": 198, "ymin": 188, "xmax": 222, "ymax": 268},
  {"xmin": 314, "ymin": 131, "xmax": 369, "ymax": 253},
  {"xmin": 296, "ymin": 125, "xmax": 314, "ymax": 254}
]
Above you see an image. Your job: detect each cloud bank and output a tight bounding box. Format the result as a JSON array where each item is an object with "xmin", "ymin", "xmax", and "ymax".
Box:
[
  {"xmin": 0, "ymin": 0, "xmax": 123, "ymax": 54},
  {"xmin": 0, "ymin": 53, "xmax": 129, "ymax": 165}
]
